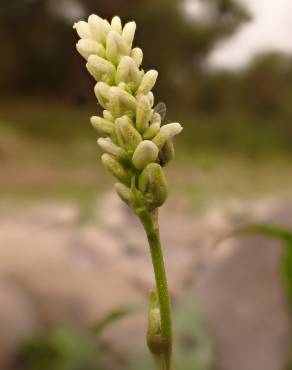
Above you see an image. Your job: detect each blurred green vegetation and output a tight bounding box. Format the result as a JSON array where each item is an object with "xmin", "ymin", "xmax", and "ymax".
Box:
[
  {"xmin": 19, "ymin": 306, "xmax": 135, "ymax": 370},
  {"xmin": 0, "ymin": 0, "xmax": 250, "ymax": 102},
  {"xmin": 1, "ymin": 97, "xmax": 292, "ymax": 206},
  {"xmin": 19, "ymin": 328, "xmax": 99, "ymax": 370},
  {"xmin": 19, "ymin": 299, "xmax": 212, "ymax": 370}
]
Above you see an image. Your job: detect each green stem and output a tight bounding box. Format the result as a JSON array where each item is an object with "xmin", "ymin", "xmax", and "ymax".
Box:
[{"xmin": 138, "ymin": 208, "xmax": 173, "ymax": 370}]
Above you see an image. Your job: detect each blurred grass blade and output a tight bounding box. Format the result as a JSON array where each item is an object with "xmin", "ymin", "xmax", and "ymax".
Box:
[
  {"xmin": 228, "ymin": 224, "xmax": 292, "ymax": 241},
  {"xmin": 92, "ymin": 306, "xmax": 137, "ymax": 334}
]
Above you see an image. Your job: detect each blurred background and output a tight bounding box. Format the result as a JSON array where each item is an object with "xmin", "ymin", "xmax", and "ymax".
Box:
[{"xmin": 0, "ymin": 0, "xmax": 292, "ymax": 369}]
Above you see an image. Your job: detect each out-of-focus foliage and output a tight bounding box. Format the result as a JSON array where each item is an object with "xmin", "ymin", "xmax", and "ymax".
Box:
[
  {"xmin": 0, "ymin": 0, "xmax": 292, "ymax": 136},
  {"xmin": 19, "ymin": 328, "xmax": 99, "ymax": 370},
  {"xmin": 18, "ymin": 305, "xmax": 134, "ymax": 370},
  {"xmin": 199, "ymin": 52, "xmax": 292, "ymax": 117},
  {"xmin": 191, "ymin": 52, "xmax": 292, "ymax": 148},
  {"xmin": 118, "ymin": 0, "xmax": 250, "ymax": 104},
  {"xmin": 3, "ymin": 0, "xmax": 292, "ymax": 133},
  {"xmin": 238, "ymin": 53, "xmax": 292, "ymax": 117},
  {"xmin": 0, "ymin": 0, "xmax": 249, "ymax": 103},
  {"xmin": 2, "ymin": 0, "xmax": 292, "ymax": 133}
]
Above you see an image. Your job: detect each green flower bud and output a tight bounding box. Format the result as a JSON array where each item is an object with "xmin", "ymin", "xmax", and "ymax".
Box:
[
  {"xmin": 130, "ymin": 47, "xmax": 143, "ymax": 67},
  {"xmin": 147, "ymin": 291, "xmax": 162, "ymax": 355},
  {"xmin": 111, "ymin": 16, "xmax": 122, "ymax": 34},
  {"xmin": 97, "ymin": 137, "xmax": 126, "ymax": 158},
  {"xmin": 122, "ymin": 21, "xmax": 136, "ymax": 48},
  {"xmin": 115, "ymin": 56, "xmax": 142, "ymax": 90},
  {"xmin": 143, "ymin": 112, "xmax": 161, "ymax": 139},
  {"xmin": 152, "ymin": 122, "xmax": 183, "ymax": 149},
  {"xmin": 159, "ymin": 139, "xmax": 175, "ymax": 166},
  {"xmin": 76, "ymin": 39, "xmax": 105, "ymax": 60},
  {"xmin": 132, "ymin": 140, "xmax": 159, "ymax": 170},
  {"xmin": 115, "ymin": 182, "xmax": 133, "ymax": 206},
  {"xmin": 115, "ymin": 115, "xmax": 142, "ymax": 152},
  {"xmin": 106, "ymin": 30, "xmax": 130, "ymax": 65},
  {"xmin": 138, "ymin": 163, "xmax": 168, "ymax": 209},
  {"xmin": 109, "ymin": 86, "xmax": 137, "ymax": 118},
  {"xmin": 73, "ymin": 21, "xmax": 92, "ymax": 39},
  {"xmin": 136, "ymin": 95, "xmax": 152, "ymax": 133},
  {"xmin": 101, "ymin": 154, "xmax": 132, "ymax": 185},
  {"xmin": 94, "ymin": 82, "xmax": 111, "ymax": 108},
  {"xmin": 88, "ymin": 14, "xmax": 110, "ymax": 44},
  {"xmin": 102, "ymin": 109, "xmax": 113, "ymax": 121},
  {"xmin": 137, "ymin": 70, "xmax": 158, "ymax": 95},
  {"xmin": 86, "ymin": 55, "xmax": 115, "ymax": 84},
  {"xmin": 90, "ymin": 116, "xmax": 115, "ymax": 136}
]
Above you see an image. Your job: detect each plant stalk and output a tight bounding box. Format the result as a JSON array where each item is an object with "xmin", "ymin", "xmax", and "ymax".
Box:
[{"xmin": 138, "ymin": 209, "xmax": 173, "ymax": 370}]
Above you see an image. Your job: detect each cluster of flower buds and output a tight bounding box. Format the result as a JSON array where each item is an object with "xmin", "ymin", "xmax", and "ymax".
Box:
[{"xmin": 74, "ymin": 15, "xmax": 182, "ymax": 211}]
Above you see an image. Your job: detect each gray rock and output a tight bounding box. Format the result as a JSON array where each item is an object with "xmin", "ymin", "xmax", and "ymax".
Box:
[{"xmin": 195, "ymin": 235, "xmax": 291, "ymax": 370}]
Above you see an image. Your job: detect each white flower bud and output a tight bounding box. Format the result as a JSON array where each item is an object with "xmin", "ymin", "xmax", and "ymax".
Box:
[
  {"xmin": 130, "ymin": 47, "xmax": 143, "ymax": 67},
  {"xmin": 88, "ymin": 14, "xmax": 110, "ymax": 44},
  {"xmin": 111, "ymin": 16, "xmax": 122, "ymax": 33},
  {"xmin": 152, "ymin": 122, "xmax": 183, "ymax": 149},
  {"xmin": 86, "ymin": 55, "xmax": 115, "ymax": 84},
  {"xmin": 115, "ymin": 115, "xmax": 142, "ymax": 152},
  {"xmin": 117, "ymin": 82, "xmax": 129, "ymax": 91},
  {"xmin": 106, "ymin": 31, "xmax": 130, "ymax": 65},
  {"xmin": 97, "ymin": 137, "xmax": 125, "ymax": 158},
  {"xmin": 101, "ymin": 154, "xmax": 132, "ymax": 185},
  {"xmin": 94, "ymin": 82, "xmax": 111, "ymax": 108},
  {"xmin": 109, "ymin": 86, "xmax": 137, "ymax": 118},
  {"xmin": 116, "ymin": 56, "xmax": 142, "ymax": 90},
  {"xmin": 137, "ymin": 70, "xmax": 158, "ymax": 95},
  {"xmin": 122, "ymin": 21, "xmax": 136, "ymax": 48},
  {"xmin": 143, "ymin": 113, "xmax": 161, "ymax": 139},
  {"xmin": 118, "ymin": 82, "xmax": 134, "ymax": 96},
  {"xmin": 76, "ymin": 39, "xmax": 105, "ymax": 60},
  {"xmin": 103, "ymin": 110, "xmax": 113, "ymax": 121},
  {"xmin": 73, "ymin": 21, "xmax": 92, "ymax": 39},
  {"xmin": 136, "ymin": 95, "xmax": 152, "ymax": 133},
  {"xmin": 90, "ymin": 116, "xmax": 115, "ymax": 136},
  {"xmin": 132, "ymin": 140, "xmax": 159, "ymax": 170}
]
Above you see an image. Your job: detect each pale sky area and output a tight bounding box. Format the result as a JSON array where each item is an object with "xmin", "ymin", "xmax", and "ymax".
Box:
[{"xmin": 208, "ymin": 0, "xmax": 292, "ymax": 69}]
